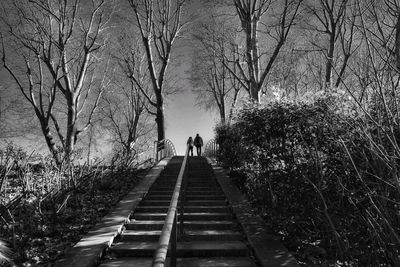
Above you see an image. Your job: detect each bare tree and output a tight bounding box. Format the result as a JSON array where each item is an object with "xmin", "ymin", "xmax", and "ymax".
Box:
[
  {"xmin": 303, "ymin": 0, "xmax": 357, "ymax": 89},
  {"xmin": 191, "ymin": 18, "xmax": 242, "ymax": 124},
  {"xmin": 1, "ymin": 0, "xmax": 113, "ymax": 165},
  {"xmin": 228, "ymin": 0, "xmax": 302, "ymax": 102},
  {"xmin": 267, "ymin": 43, "xmax": 306, "ymax": 99},
  {"xmin": 127, "ymin": 0, "xmax": 186, "ymax": 141},
  {"xmin": 102, "ymin": 85, "xmax": 153, "ymax": 166},
  {"xmin": 361, "ymin": 0, "xmax": 400, "ymax": 72},
  {"xmin": 102, "ymin": 33, "xmax": 154, "ymax": 167}
]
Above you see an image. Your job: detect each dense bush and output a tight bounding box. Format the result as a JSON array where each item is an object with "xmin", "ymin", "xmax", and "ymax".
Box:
[{"xmin": 216, "ymin": 100, "xmax": 399, "ymax": 266}]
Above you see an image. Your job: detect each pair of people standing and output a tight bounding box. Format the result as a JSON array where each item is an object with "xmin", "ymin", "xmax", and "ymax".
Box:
[{"xmin": 187, "ymin": 134, "xmax": 203, "ymax": 156}]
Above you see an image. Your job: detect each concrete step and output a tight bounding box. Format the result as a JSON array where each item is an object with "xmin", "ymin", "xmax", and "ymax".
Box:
[
  {"xmin": 151, "ymin": 185, "xmax": 220, "ymax": 189},
  {"xmin": 140, "ymin": 200, "xmax": 227, "ymax": 206},
  {"xmin": 187, "ymin": 173, "xmax": 213, "ymax": 175},
  {"xmin": 186, "ymin": 177, "xmax": 214, "ymax": 180},
  {"xmin": 149, "ymin": 188, "xmax": 223, "ymax": 192},
  {"xmin": 186, "ymin": 190, "xmax": 223, "ymax": 194},
  {"xmin": 120, "ymin": 230, "xmax": 161, "ymax": 241},
  {"xmin": 153, "ymin": 180, "xmax": 217, "ymax": 184},
  {"xmin": 178, "ymin": 241, "xmax": 249, "ymax": 257},
  {"xmin": 133, "ymin": 212, "xmax": 232, "ymax": 221},
  {"xmin": 186, "ymin": 187, "xmax": 222, "ymax": 190},
  {"xmin": 183, "ymin": 230, "xmax": 243, "ymax": 241},
  {"xmin": 147, "ymin": 190, "xmax": 223, "ymax": 195},
  {"xmin": 183, "ymin": 221, "xmax": 237, "ymax": 230},
  {"xmin": 145, "ymin": 195, "xmax": 226, "ymax": 201},
  {"xmin": 109, "ymin": 242, "xmax": 157, "ymax": 257},
  {"xmin": 109, "ymin": 241, "xmax": 249, "ymax": 257},
  {"xmin": 186, "ymin": 195, "xmax": 226, "ymax": 200},
  {"xmin": 152, "ymin": 182, "xmax": 218, "ymax": 187},
  {"xmin": 144, "ymin": 195, "xmax": 173, "ymax": 200},
  {"xmin": 187, "ymin": 184, "xmax": 219, "ymax": 188},
  {"xmin": 185, "ymin": 200, "xmax": 227, "ymax": 206},
  {"xmin": 125, "ymin": 220, "xmax": 164, "ymax": 230},
  {"xmin": 187, "ymin": 183, "xmax": 218, "ymax": 185},
  {"xmin": 120, "ymin": 229, "xmax": 243, "ymax": 242},
  {"xmin": 99, "ymin": 257, "xmax": 256, "ymax": 267},
  {"xmin": 135, "ymin": 206, "xmax": 230, "ymax": 213},
  {"xmin": 125, "ymin": 220, "xmax": 237, "ymax": 231}
]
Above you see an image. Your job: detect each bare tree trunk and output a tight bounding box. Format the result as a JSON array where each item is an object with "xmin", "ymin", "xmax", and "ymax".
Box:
[
  {"xmin": 39, "ymin": 121, "xmax": 61, "ymax": 166},
  {"xmin": 65, "ymin": 96, "xmax": 77, "ymax": 160},
  {"xmin": 244, "ymin": 19, "xmax": 258, "ymax": 101},
  {"xmin": 156, "ymin": 104, "xmax": 165, "ymax": 141},
  {"xmin": 219, "ymin": 94, "xmax": 226, "ymax": 124},
  {"xmin": 325, "ymin": 32, "xmax": 336, "ymax": 88},
  {"xmin": 250, "ymin": 82, "xmax": 260, "ymax": 102},
  {"xmin": 228, "ymin": 87, "xmax": 240, "ymax": 125}
]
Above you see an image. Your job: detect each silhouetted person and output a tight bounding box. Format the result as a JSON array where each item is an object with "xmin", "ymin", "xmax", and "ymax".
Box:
[
  {"xmin": 194, "ymin": 133, "xmax": 203, "ymax": 156},
  {"xmin": 187, "ymin": 136, "xmax": 194, "ymax": 156}
]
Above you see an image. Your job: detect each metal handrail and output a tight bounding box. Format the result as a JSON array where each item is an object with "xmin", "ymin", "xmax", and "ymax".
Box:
[
  {"xmin": 152, "ymin": 145, "xmax": 190, "ymax": 267},
  {"xmin": 154, "ymin": 139, "xmax": 177, "ymax": 162},
  {"xmin": 204, "ymin": 139, "xmax": 219, "ymax": 159}
]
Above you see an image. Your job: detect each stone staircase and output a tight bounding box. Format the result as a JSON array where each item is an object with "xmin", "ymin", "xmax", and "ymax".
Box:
[{"xmin": 99, "ymin": 156, "xmax": 257, "ymax": 266}]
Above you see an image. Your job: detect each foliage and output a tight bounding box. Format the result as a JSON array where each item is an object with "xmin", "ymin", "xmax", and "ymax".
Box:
[
  {"xmin": 0, "ymin": 144, "xmax": 149, "ymax": 265},
  {"xmin": 216, "ymin": 99, "xmax": 399, "ymax": 266}
]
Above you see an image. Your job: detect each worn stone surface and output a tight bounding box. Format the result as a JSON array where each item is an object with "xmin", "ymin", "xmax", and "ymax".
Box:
[
  {"xmin": 54, "ymin": 158, "xmax": 171, "ymax": 267},
  {"xmin": 211, "ymin": 163, "xmax": 300, "ymax": 267}
]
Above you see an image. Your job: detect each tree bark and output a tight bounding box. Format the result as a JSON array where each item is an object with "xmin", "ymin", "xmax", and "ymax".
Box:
[
  {"xmin": 39, "ymin": 119, "xmax": 61, "ymax": 166},
  {"xmin": 156, "ymin": 106, "xmax": 165, "ymax": 141},
  {"xmin": 156, "ymin": 92, "xmax": 165, "ymax": 141},
  {"xmin": 325, "ymin": 31, "xmax": 336, "ymax": 88},
  {"xmin": 65, "ymin": 94, "xmax": 77, "ymax": 160}
]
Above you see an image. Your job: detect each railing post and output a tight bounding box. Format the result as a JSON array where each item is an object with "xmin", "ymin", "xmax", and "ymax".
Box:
[{"xmin": 171, "ymin": 210, "xmax": 177, "ymax": 267}]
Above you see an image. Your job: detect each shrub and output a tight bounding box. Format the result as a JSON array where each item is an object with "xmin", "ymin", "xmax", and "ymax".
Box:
[{"xmin": 216, "ymin": 99, "xmax": 399, "ymax": 265}]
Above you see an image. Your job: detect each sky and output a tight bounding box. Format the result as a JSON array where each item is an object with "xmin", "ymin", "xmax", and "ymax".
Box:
[{"xmin": 165, "ymin": 90, "xmax": 218, "ymax": 155}]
